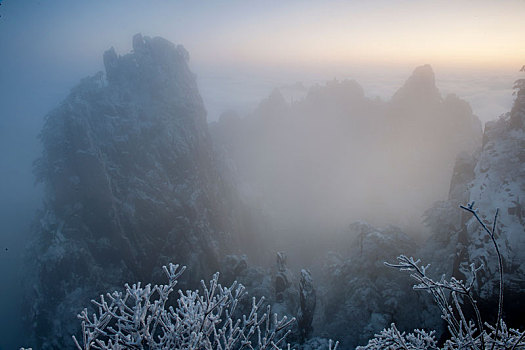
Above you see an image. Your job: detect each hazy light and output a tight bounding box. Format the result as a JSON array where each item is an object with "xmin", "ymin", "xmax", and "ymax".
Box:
[
  {"xmin": 2, "ymin": 0, "xmax": 522, "ymax": 70},
  {"xmin": 213, "ymin": 1, "xmax": 524, "ymax": 69}
]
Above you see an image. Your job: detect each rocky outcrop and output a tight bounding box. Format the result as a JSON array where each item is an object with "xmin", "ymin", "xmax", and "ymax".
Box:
[
  {"xmin": 297, "ymin": 269, "xmax": 316, "ymax": 342},
  {"xmin": 28, "ymin": 34, "xmax": 248, "ymax": 349},
  {"xmin": 423, "ymin": 71, "xmax": 525, "ymax": 330},
  {"xmin": 275, "ymin": 252, "xmax": 293, "ymax": 302},
  {"xmin": 460, "ymin": 85, "xmax": 525, "ymax": 327},
  {"xmin": 391, "ymin": 64, "xmax": 441, "ymax": 104}
]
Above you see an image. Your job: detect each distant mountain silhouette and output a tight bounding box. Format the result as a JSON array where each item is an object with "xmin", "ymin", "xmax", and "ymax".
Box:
[{"xmin": 211, "ymin": 65, "xmax": 482, "ymax": 235}]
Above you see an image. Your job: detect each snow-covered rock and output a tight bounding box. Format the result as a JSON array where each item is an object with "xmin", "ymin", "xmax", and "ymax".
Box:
[
  {"xmin": 27, "ymin": 34, "xmax": 248, "ymax": 349},
  {"xmin": 423, "ymin": 71, "xmax": 525, "ymax": 330},
  {"xmin": 461, "ymin": 84, "xmax": 525, "ymax": 326}
]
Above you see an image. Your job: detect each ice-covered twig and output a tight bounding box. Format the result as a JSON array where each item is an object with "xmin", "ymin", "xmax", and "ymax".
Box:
[
  {"xmin": 356, "ymin": 324, "xmax": 439, "ymax": 350},
  {"xmin": 359, "ymin": 203, "xmax": 524, "ymax": 350},
  {"xmin": 386, "ymin": 255, "xmax": 485, "ymax": 349},
  {"xmin": 460, "ymin": 202, "xmax": 503, "ymax": 349},
  {"xmin": 72, "ymin": 263, "xmax": 295, "ymax": 350}
]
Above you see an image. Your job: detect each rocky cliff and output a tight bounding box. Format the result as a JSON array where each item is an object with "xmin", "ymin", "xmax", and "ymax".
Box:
[
  {"xmin": 28, "ymin": 34, "xmax": 248, "ymax": 349},
  {"xmin": 461, "ymin": 78, "xmax": 525, "ymax": 326},
  {"xmin": 423, "ymin": 70, "xmax": 525, "ymax": 329}
]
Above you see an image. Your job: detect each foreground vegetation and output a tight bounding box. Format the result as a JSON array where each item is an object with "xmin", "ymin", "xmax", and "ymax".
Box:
[{"xmin": 66, "ymin": 203, "xmax": 524, "ymax": 349}]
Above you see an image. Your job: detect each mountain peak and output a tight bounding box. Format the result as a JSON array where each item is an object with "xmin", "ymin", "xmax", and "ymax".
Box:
[
  {"xmin": 30, "ymin": 34, "xmax": 245, "ymax": 348},
  {"xmin": 392, "ymin": 64, "xmax": 440, "ymax": 102},
  {"xmin": 102, "ymin": 34, "xmax": 193, "ymax": 97},
  {"xmin": 410, "ymin": 64, "xmax": 435, "ymax": 84}
]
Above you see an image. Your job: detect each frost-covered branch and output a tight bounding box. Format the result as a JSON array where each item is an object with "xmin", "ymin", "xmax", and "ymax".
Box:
[
  {"xmin": 358, "ymin": 204, "xmax": 525, "ymax": 350},
  {"xmin": 460, "ymin": 201, "xmax": 503, "ymax": 347},
  {"xmin": 72, "ymin": 263, "xmax": 295, "ymax": 350},
  {"xmin": 385, "ymin": 255, "xmax": 485, "ymax": 349},
  {"xmin": 356, "ymin": 324, "xmax": 439, "ymax": 350}
]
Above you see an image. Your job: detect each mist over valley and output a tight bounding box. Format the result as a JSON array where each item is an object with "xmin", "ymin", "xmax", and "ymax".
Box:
[{"xmin": 0, "ymin": 1, "xmax": 524, "ymax": 349}]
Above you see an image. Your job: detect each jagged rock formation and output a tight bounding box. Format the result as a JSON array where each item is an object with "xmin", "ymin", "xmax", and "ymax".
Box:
[
  {"xmin": 384, "ymin": 65, "xmax": 482, "ymax": 227},
  {"xmin": 275, "ymin": 252, "xmax": 292, "ymax": 302},
  {"xmin": 423, "ymin": 70, "xmax": 525, "ymax": 329},
  {"xmin": 28, "ymin": 34, "xmax": 248, "ymax": 349},
  {"xmin": 462, "ymin": 78, "xmax": 525, "ymax": 326},
  {"xmin": 297, "ymin": 269, "xmax": 316, "ymax": 342},
  {"xmin": 210, "ymin": 65, "xmax": 482, "ymax": 240},
  {"xmin": 271, "ymin": 252, "xmax": 301, "ymax": 342}
]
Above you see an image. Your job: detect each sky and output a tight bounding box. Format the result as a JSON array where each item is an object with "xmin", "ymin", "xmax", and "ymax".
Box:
[
  {"xmin": 2, "ymin": 0, "xmax": 524, "ymax": 68},
  {"xmin": 0, "ymin": 0, "xmax": 523, "ymax": 123},
  {"xmin": 0, "ymin": 1, "xmax": 523, "ymax": 348}
]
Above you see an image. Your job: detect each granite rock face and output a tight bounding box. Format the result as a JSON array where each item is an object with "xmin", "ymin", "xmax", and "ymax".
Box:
[
  {"xmin": 423, "ymin": 74, "xmax": 525, "ymax": 329},
  {"xmin": 461, "ymin": 82, "xmax": 525, "ymax": 326},
  {"xmin": 29, "ymin": 34, "xmax": 247, "ymax": 348}
]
